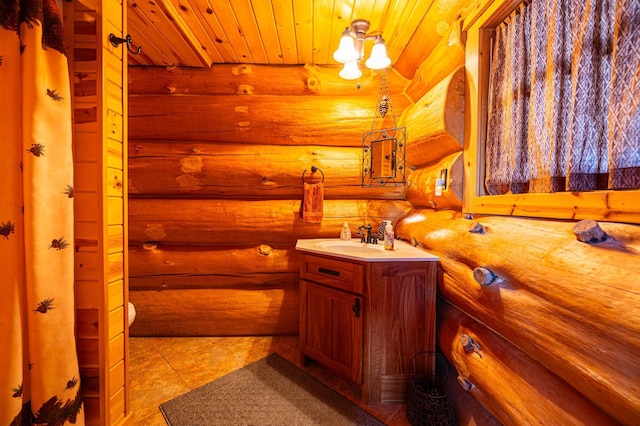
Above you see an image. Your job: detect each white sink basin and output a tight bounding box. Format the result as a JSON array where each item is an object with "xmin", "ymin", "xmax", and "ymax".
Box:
[{"xmin": 295, "ymin": 238, "xmax": 438, "ymax": 262}]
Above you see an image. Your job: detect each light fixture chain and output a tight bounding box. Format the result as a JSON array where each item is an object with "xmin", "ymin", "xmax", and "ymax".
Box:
[{"xmin": 371, "ymin": 71, "xmax": 396, "ymax": 132}]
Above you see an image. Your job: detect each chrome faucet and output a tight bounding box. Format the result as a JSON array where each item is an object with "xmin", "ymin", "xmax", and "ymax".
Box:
[{"xmin": 357, "ymin": 224, "xmax": 379, "ymax": 244}]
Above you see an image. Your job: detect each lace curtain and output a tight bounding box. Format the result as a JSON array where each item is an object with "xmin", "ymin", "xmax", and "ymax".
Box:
[{"xmin": 485, "ymin": 0, "xmax": 640, "ymax": 194}]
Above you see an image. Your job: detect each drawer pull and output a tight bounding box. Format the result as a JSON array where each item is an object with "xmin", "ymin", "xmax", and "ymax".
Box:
[{"xmin": 318, "ymin": 267, "xmax": 340, "ymax": 277}]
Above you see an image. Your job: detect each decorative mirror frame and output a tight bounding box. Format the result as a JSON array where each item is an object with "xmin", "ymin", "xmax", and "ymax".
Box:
[{"xmin": 362, "ymin": 126, "xmax": 406, "ymax": 187}]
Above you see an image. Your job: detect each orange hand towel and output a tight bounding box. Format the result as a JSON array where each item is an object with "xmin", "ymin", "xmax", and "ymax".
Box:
[{"xmin": 303, "ymin": 182, "xmax": 324, "ymax": 223}]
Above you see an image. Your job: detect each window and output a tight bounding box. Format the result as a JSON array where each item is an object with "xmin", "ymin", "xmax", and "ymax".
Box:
[{"xmin": 464, "ymin": 0, "xmax": 640, "ymax": 224}]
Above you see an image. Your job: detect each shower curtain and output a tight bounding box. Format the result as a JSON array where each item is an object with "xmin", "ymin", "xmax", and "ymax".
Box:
[{"xmin": 0, "ymin": 0, "xmax": 84, "ymax": 424}]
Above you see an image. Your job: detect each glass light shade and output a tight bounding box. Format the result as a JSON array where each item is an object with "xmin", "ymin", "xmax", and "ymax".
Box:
[
  {"xmin": 365, "ymin": 41, "xmax": 391, "ymax": 70},
  {"xmin": 333, "ymin": 32, "xmax": 360, "ymax": 63},
  {"xmin": 339, "ymin": 61, "xmax": 362, "ymax": 80}
]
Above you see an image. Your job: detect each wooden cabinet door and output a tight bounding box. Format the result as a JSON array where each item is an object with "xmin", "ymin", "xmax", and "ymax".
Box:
[{"xmin": 300, "ymin": 280, "xmax": 363, "ymax": 385}]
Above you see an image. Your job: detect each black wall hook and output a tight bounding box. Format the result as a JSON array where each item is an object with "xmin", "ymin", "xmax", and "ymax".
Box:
[{"xmin": 109, "ymin": 34, "xmax": 142, "ymax": 55}]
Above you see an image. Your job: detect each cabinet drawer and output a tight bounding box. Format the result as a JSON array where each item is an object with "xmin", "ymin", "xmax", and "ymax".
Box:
[{"xmin": 301, "ymin": 254, "xmax": 364, "ymax": 294}]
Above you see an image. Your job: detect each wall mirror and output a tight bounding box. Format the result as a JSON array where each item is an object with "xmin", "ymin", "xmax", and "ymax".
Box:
[{"xmin": 362, "ymin": 127, "xmax": 406, "ymax": 187}]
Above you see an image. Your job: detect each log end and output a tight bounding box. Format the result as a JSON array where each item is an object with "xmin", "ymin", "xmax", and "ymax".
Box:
[
  {"xmin": 469, "ymin": 222, "xmax": 485, "ymax": 234},
  {"xmin": 473, "ymin": 266, "xmax": 497, "ymax": 286},
  {"xmin": 259, "ymin": 244, "xmax": 273, "ymax": 255},
  {"xmin": 572, "ymin": 219, "xmax": 608, "ymax": 244}
]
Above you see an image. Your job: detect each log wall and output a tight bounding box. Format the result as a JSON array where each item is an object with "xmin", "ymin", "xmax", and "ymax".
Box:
[
  {"xmin": 127, "ymin": 64, "xmax": 414, "ymax": 336},
  {"xmin": 395, "ymin": 210, "xmax": 640, "ymax": 425}
]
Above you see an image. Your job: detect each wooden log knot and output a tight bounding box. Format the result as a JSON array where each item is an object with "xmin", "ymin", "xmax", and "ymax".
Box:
[
  {"xmin": 258, "ymin": 244, "xmax": 273, "ymax": 255},
  {"xmin": 306, "ymin": 77, "xmax": 319, "ymax": 92},
  {"xmin": 572, "ymin": 219, "xmax": 609, "ymax": 244},
  {"xmin": 142, "ymin": 242, "xmax": 158, "ymax": 251},
  {"xmin": 473, "ymin": 266, "xmax": 497, "ymax": 286},
  {"xmin": 468, "ymin": 222, "xmax": 485, "ymax": 234},
  {"xmin": 237, "ymin": 84, "xmax": 254, "ymax": 95}
]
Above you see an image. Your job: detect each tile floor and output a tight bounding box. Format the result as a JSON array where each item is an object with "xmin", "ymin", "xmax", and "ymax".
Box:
[{"xmin": 129, "ymin": 336, "xmax": 411, "ymax": 425}]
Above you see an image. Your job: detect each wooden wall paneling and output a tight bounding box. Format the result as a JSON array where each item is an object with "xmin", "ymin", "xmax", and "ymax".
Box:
[
  {"xmin": 393, "ymin": 0, "xmax": 476, "ymax": 80},
  {"xmin": 229, "ymin": 0, "xmax": 271, "ymax": 64},
  {"xmin": 67, "ymin": 0, "xmax": 131, "ymax": 422},
  {"xmin": 396, "ymin": 210, "xmax": 640, "ymax": 424},
  {"xmin": 163, "ymin": 0, "xmax": 225, "ymax": 64},
  {"xmin": 108, "ymin": 280, "xmax": 125, "ymax": 310},
  {"xmin": 267, "ymin": 0, "xmax": 297, "ymax": 63},
  {"xmin": 126, "ymin": 0, "xmax": 209, "ymax": 66},
  {"xmin": 128, "ymin": 142, "xmax": 406, "ymax": 199},
  {"xmin": 128, "ymin": 198, "xmax": 413, "ymax": 244},
  {"xmin": 123, "ymin": 18, "xmax": 168, "ymax": 66},
  {"xmin": 404, "ymin": 19, "xmax": 465, "ymax": 102},
  {"xmin": 438, "ymin": 300, "xmax": 617, "ymax": 425},
  {"xmin": 400, "ymin": 66, "xmax": 465, "ymax": 168},
  {"xmin": 406, "ymin": 152, "xmax": 463, "ymax": 209},
  {"xmin": 382, "ymin": 1, "xmax": 435, "ymax": 74}
]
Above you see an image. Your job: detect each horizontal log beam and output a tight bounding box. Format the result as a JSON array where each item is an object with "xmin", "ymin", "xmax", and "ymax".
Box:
[
  {"xmin": 129, "ymin": 287, "xmax": 299, "ymax": 336},
  {"xmin": 438, "ymin": 301, "xmax": 617, "ymax": 425},
  {"xmin": 129, "ymin": 198, "xmax": 413, "ymax": 244},
  {"xmin": 128, "ymin": 64, "xmax": 409, "ymax": 96},
  {"xmin": 129, "ymin": 93, "xmax": 411, "ymax": 145},
  {"xmin": 128, "ymin": 141, "xmax": 406, "ymax": 199},
  {"xmin": 128, "ymin": 243, "xmax": 300, "ymax": 291}
]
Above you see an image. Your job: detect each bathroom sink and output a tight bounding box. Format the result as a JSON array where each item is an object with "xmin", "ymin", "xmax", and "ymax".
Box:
[
  {"xmin": 295, "ymin": 238, "xmax": 438, "ymax": 262},
  {"xmin": 317, "ymin": 240, "xmax": 385, "ymax": 253}
]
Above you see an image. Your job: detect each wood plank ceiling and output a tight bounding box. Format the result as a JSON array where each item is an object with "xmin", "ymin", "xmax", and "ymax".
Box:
[{"xmin": 126, "ymin": 0, "xmax": 450, "ymax": 80}]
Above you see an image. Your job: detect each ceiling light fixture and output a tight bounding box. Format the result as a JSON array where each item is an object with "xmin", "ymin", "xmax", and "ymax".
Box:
[{"xmin": 333, "ymin": 19, "xmax": 392, "ymax": 80}]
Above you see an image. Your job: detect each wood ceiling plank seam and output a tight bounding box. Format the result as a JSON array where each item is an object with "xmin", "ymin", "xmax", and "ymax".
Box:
[
  {"xmin": 312, "ymin": 0, "xmax": 337, "ymax": 65},
  {"xmin": 129, "ymin": 0, "xmax": 202, "ymax": 67},
  {"xmin": 190, "ymin": 0, "xmax": 240, "ymax": 63},
  {"xmin": 393, "ymin": 0, "xmax": 468, "ymax": 79},
  {"xmin": 386, "ymin": 0, "xmax": 435, "ymax": 67},
  {"xmin": 127, "ymin": 0, "xmax": 189, "ymax": 65},
  {"xmin": 291, "ymin": 0, "xmax": 313, "ymax": 65},
  {"xmin": 229, "ymin": 0, "xmax": 271, "ymax": 64},
  {"xmin": 156, "ymin": 0, "xmax": 213, "ymax": 66},
  {"xmin": 127, "ymin": 3, "xmax": 184, "ymax": 66},
  {"xmin": 128, "ymin": 0, "xmax": 206, "ymax": 66},
  {"xmin": 209, "ymin": 0, "xmax": 255, "ymax": 63},
  {"xmin": 248, "ymin": 0, "xmax": 285, "ymax": 64},
  {"xmin": 167, "ymin": 0, "xmax": 226, "ymax": 64},
  {"xmin": 270, "ymin": 0, "xmax": 298, "ymax": 64},
  {"xmin": 124, "ymin": 20, "xmax": 162, "ymax": 66}
]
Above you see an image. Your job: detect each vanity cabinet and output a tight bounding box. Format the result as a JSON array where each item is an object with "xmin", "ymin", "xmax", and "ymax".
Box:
[{"xmin": 299, "ymin": 251, "xmax": 438, "ymax": 404}]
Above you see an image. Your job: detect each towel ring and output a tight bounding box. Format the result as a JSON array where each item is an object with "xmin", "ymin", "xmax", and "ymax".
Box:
[{"xmin": 302, "ymin": 166, "xmax": 324, "ymax": 183}]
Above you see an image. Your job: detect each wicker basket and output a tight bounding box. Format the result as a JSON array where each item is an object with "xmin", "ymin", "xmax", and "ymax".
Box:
[{"xmin": 406, "ymin": 352, "xmax": 455, "ymax": 426}]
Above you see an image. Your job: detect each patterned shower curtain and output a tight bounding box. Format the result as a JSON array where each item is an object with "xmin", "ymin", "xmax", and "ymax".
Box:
[
  {"xmin": 485, "ymin": 0, "xmax": 640, "ymax": 194},
  {"xmin": 0, "ymin": 0, "xmax": 84, "ymax": 424}
]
